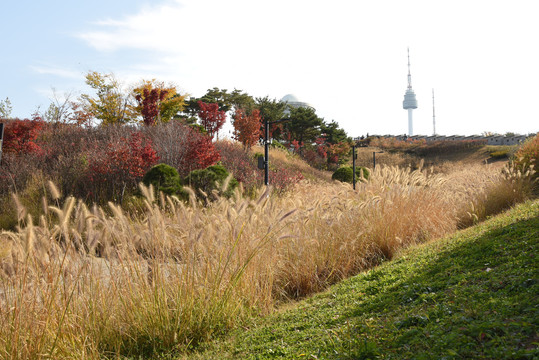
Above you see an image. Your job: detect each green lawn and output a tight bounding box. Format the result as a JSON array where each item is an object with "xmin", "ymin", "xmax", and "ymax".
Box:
[{"xmin": 183, "ymin": 199, "xmax": 539, "ymax": 359}]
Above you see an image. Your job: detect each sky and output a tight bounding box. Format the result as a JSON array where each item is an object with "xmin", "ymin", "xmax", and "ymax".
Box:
[{"xmin": 2, "ymin": 0, "xmax": 539, "ymax": 137}]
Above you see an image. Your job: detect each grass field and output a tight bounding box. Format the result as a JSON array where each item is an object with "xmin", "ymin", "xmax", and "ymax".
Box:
[{"xmin": 184, "ymin": 199, "xmax": 539, "ymax": 359}]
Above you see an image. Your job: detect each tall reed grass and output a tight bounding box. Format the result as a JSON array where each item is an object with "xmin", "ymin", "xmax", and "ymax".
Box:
[{"xmin": 0, "ymin": 163, "xmax": 533, "ymax": 358}]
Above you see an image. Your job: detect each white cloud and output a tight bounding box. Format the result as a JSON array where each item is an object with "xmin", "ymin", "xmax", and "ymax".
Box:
[{"xmin": 30, "ymin": 65, "xmax": 81, "ymax": 80}]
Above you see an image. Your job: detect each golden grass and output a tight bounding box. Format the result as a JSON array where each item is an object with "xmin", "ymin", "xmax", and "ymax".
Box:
[
  {"xmin": 0, "ymin": 162, "xmax": 533, "ymax": 358},
  {"xmin": 353, "ymin": 146, "xmax": 418, "ymax": 169},
  {"xmin": 251, "ymin": 144, "xmax": 333, "ymax": 182}
]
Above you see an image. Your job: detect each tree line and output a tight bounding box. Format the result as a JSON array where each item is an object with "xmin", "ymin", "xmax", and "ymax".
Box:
[{"xmin": 1, "ymin": 71, "xmax": 352, "ymax": 169}]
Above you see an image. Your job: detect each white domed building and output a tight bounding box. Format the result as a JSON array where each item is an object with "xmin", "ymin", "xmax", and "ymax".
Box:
[{"xmin": 281, "ymin": 94, "xmax": 315, "ymax": 115}]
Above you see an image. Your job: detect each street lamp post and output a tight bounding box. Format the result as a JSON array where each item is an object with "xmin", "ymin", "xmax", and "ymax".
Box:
[
  {"xmin": 352, "ymin": 143, "xmax": 358, "ymax": 190},
  {"xmin": 262, "ymin": 118, "xmax": 291, "ymax": 186},
  {"xmin": 264, "ymin": 118, "xmax": 269, "ymax": 185},
  {"xmin": 0, "ymin": 123, "xmax": 4, "ymax": 165}
]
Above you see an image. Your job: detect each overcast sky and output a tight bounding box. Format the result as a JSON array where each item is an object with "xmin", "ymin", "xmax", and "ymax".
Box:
[{"xmin": 2, "ymin": 0, "xmax": 538, "ymax": 137}]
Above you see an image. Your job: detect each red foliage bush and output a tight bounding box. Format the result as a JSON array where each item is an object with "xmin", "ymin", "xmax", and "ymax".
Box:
[
  {"xmin": 2, "ymin": 116, "xmax": 45, "ymax": 154},
  {"xmin": 91, "ymin": 132, "xmax": 158, "ymax": 179},
  {"xmin": 267, "ymin": 167, "xmax": 304, "ymax": 193},
  {"xmin": 284, "ymin": 135, "xmax": 348, "ymax": 171},
  {"xmin": 291, "ymin": 139, "xmax": 303, "ymax": 153},
  {"xmin": 183, "ymin": 131, "xmax": 221, "ymax": 171},
  {"xmin": 86, "ymin": 131, "xmax": 159, "ymax": 202}
]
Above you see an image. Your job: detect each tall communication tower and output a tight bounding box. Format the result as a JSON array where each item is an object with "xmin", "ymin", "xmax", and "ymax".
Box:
[{"xmin": 402, "ymin": 48, "xmax": 418, "ymax": 136}]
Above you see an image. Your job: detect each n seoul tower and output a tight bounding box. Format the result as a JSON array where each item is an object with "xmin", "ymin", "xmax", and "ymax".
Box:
[{"xmin": 402, "ymin": 48, "xmax": 418, "ymax": 136}]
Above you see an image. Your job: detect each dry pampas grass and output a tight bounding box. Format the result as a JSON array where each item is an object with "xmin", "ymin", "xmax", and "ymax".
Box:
[{"xmin": 0, "ymin": 162, "xmax": 533, "ymax": 358}]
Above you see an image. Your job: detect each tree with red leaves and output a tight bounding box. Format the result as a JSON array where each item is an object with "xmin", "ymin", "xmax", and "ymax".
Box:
[
  {"xmin": 182, "ymin": 130, "xmax": 221, "ymax": 171},
  {"xmin": 197, "ymin": 101, "xmax": 226, "ymax": 138},
  {"xmin": 135, "ymin": 88, "xmax": 169, "ymax": 126},
  {"xmin": 291, "ymin": 139, "xmax": 304, "ymax": 153},
  {"xmin": 232, "ymin": 108, "xmax": 262, "ymax": 149},
  {"xmin": 133, "ymin": 80, "xmax": 186, "ymax": 126}
]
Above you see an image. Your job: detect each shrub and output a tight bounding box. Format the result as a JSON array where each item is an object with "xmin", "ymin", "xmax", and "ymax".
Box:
[
  {"xmin": 142, "ymin": 164, "xmax": 183, "ymax": 196},
  {"xmin": 303, "ymin": 147, "xmax": 327, "ymax": 170},
  {"xmin": 0, "ymin": 151, "xmax": 44, "ymax": 197},
  {"xmin": 0, "ymin": 121, "xmax": 224, "ymax": 209},
  {"xmin": 86, "ymin": 131, "xmax": 159, "ymax": 203},
  {"xmin": 2, "ymin": 116, "xmax": 45, "ymax": 154},
  {"xmin": 0, "ymin": 173, "xmax": 48, "ymax": 230},
  {"xmin": 512, "ymin": 133, "xmax": 538, "ymax": 193},
  {"xmin": 356, "ymin": 166, "xmax": 370, "ymax": 180},
  {"xmin": 489, "ymin": 150, "xmax": 509, "ymax": 159},
  {"xmin": 144, "ymin": 121, "xmax": 220, "ymax": 177},
  {"xmin": 183, "ymin": 164, "xmax": 238, "ymax": 199},
  {"xmin": 37, "ymin": 123, "xmax": 91, "ymax": 198},
  {"xmin": 332, "ymin": 167, "xmax": 353, "ymax": 183},
  {"xmin": 332, "ymin": 166, "xmax": 369, "ymax": 184},
  {"xmin": 215, "ymin": 141, "xmax": 259, "ymax": 191},
  {"xmin": 182, "ymin": 132, "xmax": 221, "ymax": 173},
  {"xmin": 268, "ymin": 167, "xmax": 304, "ymax": 193}
]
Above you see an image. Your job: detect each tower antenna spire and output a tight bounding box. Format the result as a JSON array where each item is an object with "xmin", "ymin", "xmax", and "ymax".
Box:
[
  {"xmin": 432, "ymin": 88, "xmax": 436, "ymax": 135},
  {"xmin": 407, "ymin": 47, "xmax": 412, "ymax": 89}
]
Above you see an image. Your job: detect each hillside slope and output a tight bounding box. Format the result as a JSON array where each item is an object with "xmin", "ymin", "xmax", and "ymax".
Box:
[
  {"xmin": 351, "ymin": 144, "xmax": 516, "ymax": 171},
  {"xmin": 185, "ymin": 200, "xmax": 538, "ymax": 359}
]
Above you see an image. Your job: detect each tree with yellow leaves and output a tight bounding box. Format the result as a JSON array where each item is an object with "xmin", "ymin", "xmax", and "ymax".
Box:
[{"xmin": 80, "ymin": 71, "xmax": 138, "ymax": 126}]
